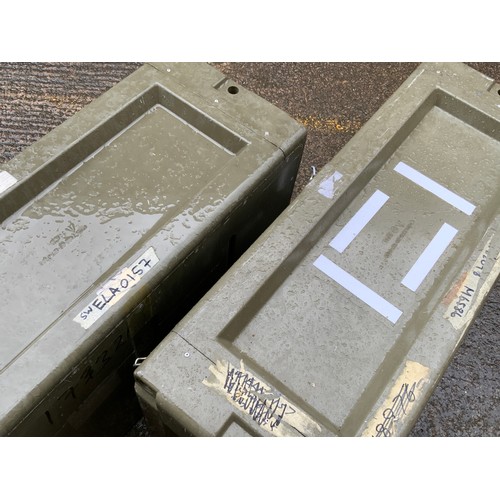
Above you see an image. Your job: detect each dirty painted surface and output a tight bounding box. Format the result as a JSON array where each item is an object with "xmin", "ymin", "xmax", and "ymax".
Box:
[
  {"xmin": 214, "ymin": 63, "xmax": 500, "ymax": 438},
  {"xmin": 134, "ymin": 63, "xmax": 500, "ymax": 437},
  {"xmin": 0, "ymin": 62, "xmax": 306, "ymax": 436},
  {"xmin": 1, "ymin": 63, "xmax": 499, "ymax": 436}
]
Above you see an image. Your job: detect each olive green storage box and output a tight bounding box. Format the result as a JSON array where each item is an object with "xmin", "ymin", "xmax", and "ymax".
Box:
[
  {"xmin": 0, "ymin": 63, "xmax": 306, "ymax": 436},
  {"xmin": 134, "ymin": 62, "xmax": 500, "ymax": 437}
]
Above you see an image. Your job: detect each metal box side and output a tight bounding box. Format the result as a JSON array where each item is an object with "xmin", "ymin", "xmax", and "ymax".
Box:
[
  {"xmin": 134, "ymin": 62, "xmax": 500, "ymax": 437},
  {"xmin": 0, "ymin": 63, "xmax": 306, "ymax": 436}
]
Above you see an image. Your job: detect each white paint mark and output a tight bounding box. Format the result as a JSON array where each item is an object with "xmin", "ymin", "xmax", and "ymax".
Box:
[
  {"xmin": 407, "ymin": 68, "xmax": 425, "ymax": 88},
  {"xmin": 329, "ymin": 189, "xmax": 389, "ymax": 253},
  {"xmin": 394, "ymin": 162, "xmax": 476, "ymax": 215},
  {"xmin": 0, "ymin": 171, "xmax": 17, "ymax": 194},
  {"xmin": 318, "ymin": 170, "xmax": 342, "ymax": 199},
  {"xmin": 313, "ymin": 254, "xmax": 402, "ymax": 324},
  {"xmin": 74, "ymin": 247, "xmax": 159, "ymax": 329},
  {"xmin": 401, "ymin": 223, "xmax": 458, "ymax": 292}
]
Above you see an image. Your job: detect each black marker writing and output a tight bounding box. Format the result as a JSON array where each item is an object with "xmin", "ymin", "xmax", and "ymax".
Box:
[
  {"xmin": 450, "ymin": 285, "xmax": 475, "ymax": 318},
  {"xmin": 375, "ymin": 382, "xmax": 417, "ymax": 437},
  {"xmin": 75, "ymin": 251, "xmax": 157, "ymax": 326},
  {"xmin": 473, "ymin": 253, "xmax": 488, "ymax": 278},
  {"xmin": 224, "ymin": 365, "xmax": 295, "ymax": 431}
]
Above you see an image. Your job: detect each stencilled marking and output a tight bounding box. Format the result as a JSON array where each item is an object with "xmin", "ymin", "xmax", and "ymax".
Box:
[
  {"xmin": 318, "ymin": 171, "xmax": 343, "ymax": 199},
  {"xmin": 203, "ymin": 359, "xmax": 322, "ymax": 437},
  {"xmin": 313, "ymin": 254, "xmax": 402, "ymax": 324},
  {"xmin": 444, "ymin": 237, "xmax": 499, "ymax": 330},
  {"xmin": 394, "ymin": 161, "xmax": 476, "ymax": 215},
  {"xmin": 40, "ymin": 221, "xmax": 88, "ymax": 265},
  {"xmin": 362, "ymin": 360, "xmax": 430, "ymax": 437},
  {"xmin": 0, "ymin": 171, "xmax": 17, "ymax": 194},
  {"xmin": 329, "ymin": 189, "xmax": 389, "ymax": 253},
  {"xmin": 73, "ymin": 247, "xmax": 159, "ymax": 329},
  {"xmin": 401, "ymin": 223, "xmax": 458, "ymax": 292}
]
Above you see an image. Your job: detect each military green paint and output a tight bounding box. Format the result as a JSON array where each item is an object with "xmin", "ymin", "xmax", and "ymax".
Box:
[
  {"xmin": 0, "ymin": 63, "xmax": 306, "ymax": 436},
  {"xmin": 134, "ymin": 63, "xmax": 500, "ymax": 437}
]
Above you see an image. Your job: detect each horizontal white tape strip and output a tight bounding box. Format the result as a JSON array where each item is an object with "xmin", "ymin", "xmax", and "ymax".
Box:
[
  {"xmin": 313, "ymin": 254, "xmax": 402, "ymax": 324},
  {"xmin": 401, "ymin": 223, "xmax": 458, "ymax": 292},
  {"xmin": 394, "ymin": 161, "xmax": 476, "ymax": 215},
  {"xmin": 329, "ymin": 189, "xmax": 389, "ymax": 253}
]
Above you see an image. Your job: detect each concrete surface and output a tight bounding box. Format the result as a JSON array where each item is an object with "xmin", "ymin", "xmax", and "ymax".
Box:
[{"xmin": 0, "ymin": 62, "xmax": 498, "ymax": 436}]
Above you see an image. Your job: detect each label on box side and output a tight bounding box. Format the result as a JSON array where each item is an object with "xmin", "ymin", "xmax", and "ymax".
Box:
[
  {"xmin": 73, "ymin": 247, "xmax": 159, "ymax": 329},
  {"xmin": 0, "ymin": 171, "xmax": 17, "ymax": 194},
  {"xmin": 443, "ymin": 236, "xmax": 497, "ymax": 330}
]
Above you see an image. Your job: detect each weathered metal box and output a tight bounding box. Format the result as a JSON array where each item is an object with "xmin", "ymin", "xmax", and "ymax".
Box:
[
  {"xmin": 0, "ymin": 62, "xmax": 306, "ymax": 436},
  {"xmin": 134, "ymin": 62, "xmax": 500, "ymax": 437}
]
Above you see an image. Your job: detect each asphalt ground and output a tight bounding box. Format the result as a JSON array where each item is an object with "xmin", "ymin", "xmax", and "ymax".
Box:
[{"xmin": 0, "ymin": 62, "xmax": 498, "ymax": 437}]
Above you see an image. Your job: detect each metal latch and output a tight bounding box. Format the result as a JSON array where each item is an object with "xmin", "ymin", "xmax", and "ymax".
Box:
[{"xmin": 133, "ymin": 357, "xmax": 147, "ymax": 368}]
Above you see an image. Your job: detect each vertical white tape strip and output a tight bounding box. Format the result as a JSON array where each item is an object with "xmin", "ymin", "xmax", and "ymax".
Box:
[
  {"xmin": 401, "ymin": 223, "xmax": 458, "ymax": 292},
  {"xmin": 314, "ymin": 254, "xmax": 402, "ymax": 324},
  {"xmin": 329, "ymin": 189, "xmax": 389, "ymax": 253},
  {"xmin": 394, "ymin": 162, "xmax": 476, "ymax": 215},
  {"xmin": 0, "ymin": 171, "xmax": 17, "ymax": 194}
]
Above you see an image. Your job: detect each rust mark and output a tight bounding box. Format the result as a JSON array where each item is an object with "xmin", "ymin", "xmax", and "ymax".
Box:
[
  {"xmin": 296, "ymin": 115, "xmax": 363, "ymax": 134},
  {"xmin": 442, "ymin": 270, "xmax": 468, "ymax": 306}
]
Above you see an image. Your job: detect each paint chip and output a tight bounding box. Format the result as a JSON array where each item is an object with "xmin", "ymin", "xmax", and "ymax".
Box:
[{"xmin": 318, "ymin": 171, "xmax": 343, "ymax": 199}]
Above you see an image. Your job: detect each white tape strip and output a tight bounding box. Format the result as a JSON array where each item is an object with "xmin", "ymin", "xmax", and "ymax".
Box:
[
  {"xmin": 394, "ymin": 162, "xmax": 476, "ymax": 215},
  {"xmin": 0, "ymin": 171, "xmax": 17, "ymax": 194},
  {"xmin": 313, "ymin": 254, "xmax": 402, "ymax": 324},
  {"xmin": 74, "ymin": 247, "xmax": 159, "ymax": 329},
  {"xmin": 401, "ymin": 223, "xmax": 458, "ymax": 292},
  {"xmin": 329, "ymin": 189, "xmax": 389, "ymax": 253}
]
